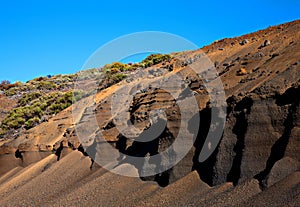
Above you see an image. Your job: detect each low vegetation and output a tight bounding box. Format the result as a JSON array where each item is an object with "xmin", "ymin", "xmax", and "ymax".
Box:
[
  {"xmin": 0, "ymin": 90, "xmax": 87, "ymax": 135},
  {"xmin": 0, "ymin": 53, "xmax": 172, "ymax": 137},
  {"xmin": 140, "ymin": 54, "xmax": 171, "ymax": 67},
  {"xmin": 1, "ymin": 74, "xmax": 81, "ymax": 97},
  {"xmin": 100, "ymin": 53, "xmax": 172, "ymax": 88}
]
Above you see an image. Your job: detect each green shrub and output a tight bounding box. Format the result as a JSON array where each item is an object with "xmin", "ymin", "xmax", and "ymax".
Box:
[
  {"xmin": 7, "ymin": 120, "xmax": 19, "ymax": 129},
  {"xmin": 19, "ymin": 92, "xmax": 42, "ymax": 106},
  {"xmin": 103, "ymin": 62, "xmax": 131, "ymax": 77},
  {"xmin": 0, "ymin": 89, "xmax": 87, "ymax": 133},
  {"xmin": 106, "ymin": 62, "xmax": 129, "ymax": 72},
  {"xmin": 0, "ymin": 129, "xmax": 7, "ymax": 137},
  {"xmin": 25, "ymin": 117, "xmax": 40, "ymax": 129},
  {"xmin": 112, "ymin": 73, "xmax": 127, "ymax": 82},
  {"xmin": 110, "ymin": 67, "xmax": 120, "ymax": 74},
  {"xmin": 2, "ymin": 113, "xmax": 25, "ymax": 129},
  {"xmin": 16, "ymin": 117, "xmax": 25, "ymax": 125},
  {"xmin": 127, "ymin": 63, "xmax": 141, "ymax": 71},
  {"xmin": 4, "ymin": 88, "xmax": 16, "ymax": 96},
  {"xmin": 33, "ymin": 106, "xmax": 42, "ymax": 117},
  {"xmin": 141, "ymin": 54, "xmax": 171, "ymax": 67},
  {"xmin": 37, "ymin": 81, "xmax": 57, "ymax": 90},
  {"xmin": 73, "ymin": 90, "xmax": 85, "ymax": 102}
]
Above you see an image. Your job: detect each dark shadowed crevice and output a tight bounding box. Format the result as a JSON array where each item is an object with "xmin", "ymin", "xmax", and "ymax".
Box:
[
  {"xmin": 154, "ymin": 170, "xmax": 171, "ymax": 187},
  {"xmin": 254, "ymin": 91, "xmax": 298, "ymax": 190},
  {"xmin": 226, "ymin": 97, "xmax": 253, "ymax": 186},
  {"xmin": 194, "ymin": 147, "xmax": 219, "ymax": 187},
  {"xmin": 226, "ymin": 112, "xmax": 246, "ymax": 185},
  {"xmin": 15, "ymin": 149, "xmax": 23, "ymax": 162},
  {"xmin": 275, "ymin": 86, "xmax": 299, "ymax": 106},
  {"xmin": 78, "ymin": 144, "xmax": 88, "ymax": 156},
  {"xmin": 55, "ymin": 142, "xmax": 64, "ymax": 161},
  {"xmin": 78, "ymin": 140, "xmax": 97, "ymax": 170},
  {"xmin": 125, "ymin": 117, "xmax": 174, "ymax": 187},
  {"xmin": 103, "ymin": 119, "xmax": 116, "ymax": 130},
  {"xmin": 189, "ymin": 104, "xmax": 220, "ymax": 187},
  {"xmin": 41, "ymin": 163, "xmax": 52, "ymax": 172}
]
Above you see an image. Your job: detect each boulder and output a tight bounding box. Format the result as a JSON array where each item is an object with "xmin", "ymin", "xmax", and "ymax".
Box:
[
  {"xmin": 263, "ymin": 39, "xmax": 271, "ymax": 47},
  {"xmin": 239, "ymin": 39, "xmax": 249, "ymax": 45}
]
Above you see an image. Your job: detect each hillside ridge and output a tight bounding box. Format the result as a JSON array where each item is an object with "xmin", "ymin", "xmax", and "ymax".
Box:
[{"xmin": 0, "ymin": 19, "xmax": 299, "ymax": 206}]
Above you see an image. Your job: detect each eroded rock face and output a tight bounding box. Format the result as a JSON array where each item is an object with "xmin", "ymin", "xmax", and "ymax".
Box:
[
  {"xmin": 190, "ymin": 86, "xmax": 299, "ymax": 188},
  {"xmin": 117, "ymin": 84, "xmax": 300, "ymax": 187},
  {"xmin": 0, "ymin": 20, "xmax": 299, "ymax": 189},
  {"xmin": 94, "ymin": 83, "xmax": 299, "ymax": 187}
]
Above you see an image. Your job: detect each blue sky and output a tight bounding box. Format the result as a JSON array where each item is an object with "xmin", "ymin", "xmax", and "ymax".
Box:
[{"xmin": 0, "ymin": 0, "xmax": 299, "ymax": 83}]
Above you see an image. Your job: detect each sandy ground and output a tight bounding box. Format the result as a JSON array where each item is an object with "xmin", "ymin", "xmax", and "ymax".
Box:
[{"xmin": 0, "ymin": 151, "xmax": 298, "ymax": 206}]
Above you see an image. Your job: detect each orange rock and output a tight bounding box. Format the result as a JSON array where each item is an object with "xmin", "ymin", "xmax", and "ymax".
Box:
[{"xmin": 237, "ymin": 67, "xmax": 247, "ymax": 76}]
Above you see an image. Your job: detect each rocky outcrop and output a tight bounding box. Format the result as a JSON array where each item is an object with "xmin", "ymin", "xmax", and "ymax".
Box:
[{"xmin": 210, "ymin": 87, "xmax": 300, "ymax": 187}]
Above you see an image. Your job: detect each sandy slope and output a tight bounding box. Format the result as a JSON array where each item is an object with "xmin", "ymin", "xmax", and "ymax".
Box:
[
  {"xmin": 239, "ymin": 172, "xmax": 300, "ymax": 207},
  {"xmin": 0, "ymin": 154, "xmax": 57, "ymax": 202},
  {"xmin": 0, "ymin": 166, "xmax": 23, "ymax": 185},
  {"xmin": 136, "ymin": 171, "xmax": 211, "ymax": 207},
  {"xmin": 51, "ymin": 163, "xmax": 159, "ymax": 207},
  {"xmin": 0, "ymin": 151, "xmax": 92, "ymax": 206},
  {"xmin": 0, "ymin": 152, "xmax": 298, "ymax": 206}
]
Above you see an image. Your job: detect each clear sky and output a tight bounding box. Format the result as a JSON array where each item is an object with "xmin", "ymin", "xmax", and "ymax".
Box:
[{"xmin": 0, "ymin": 0, "xmax": 299, "ymax": 83}]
